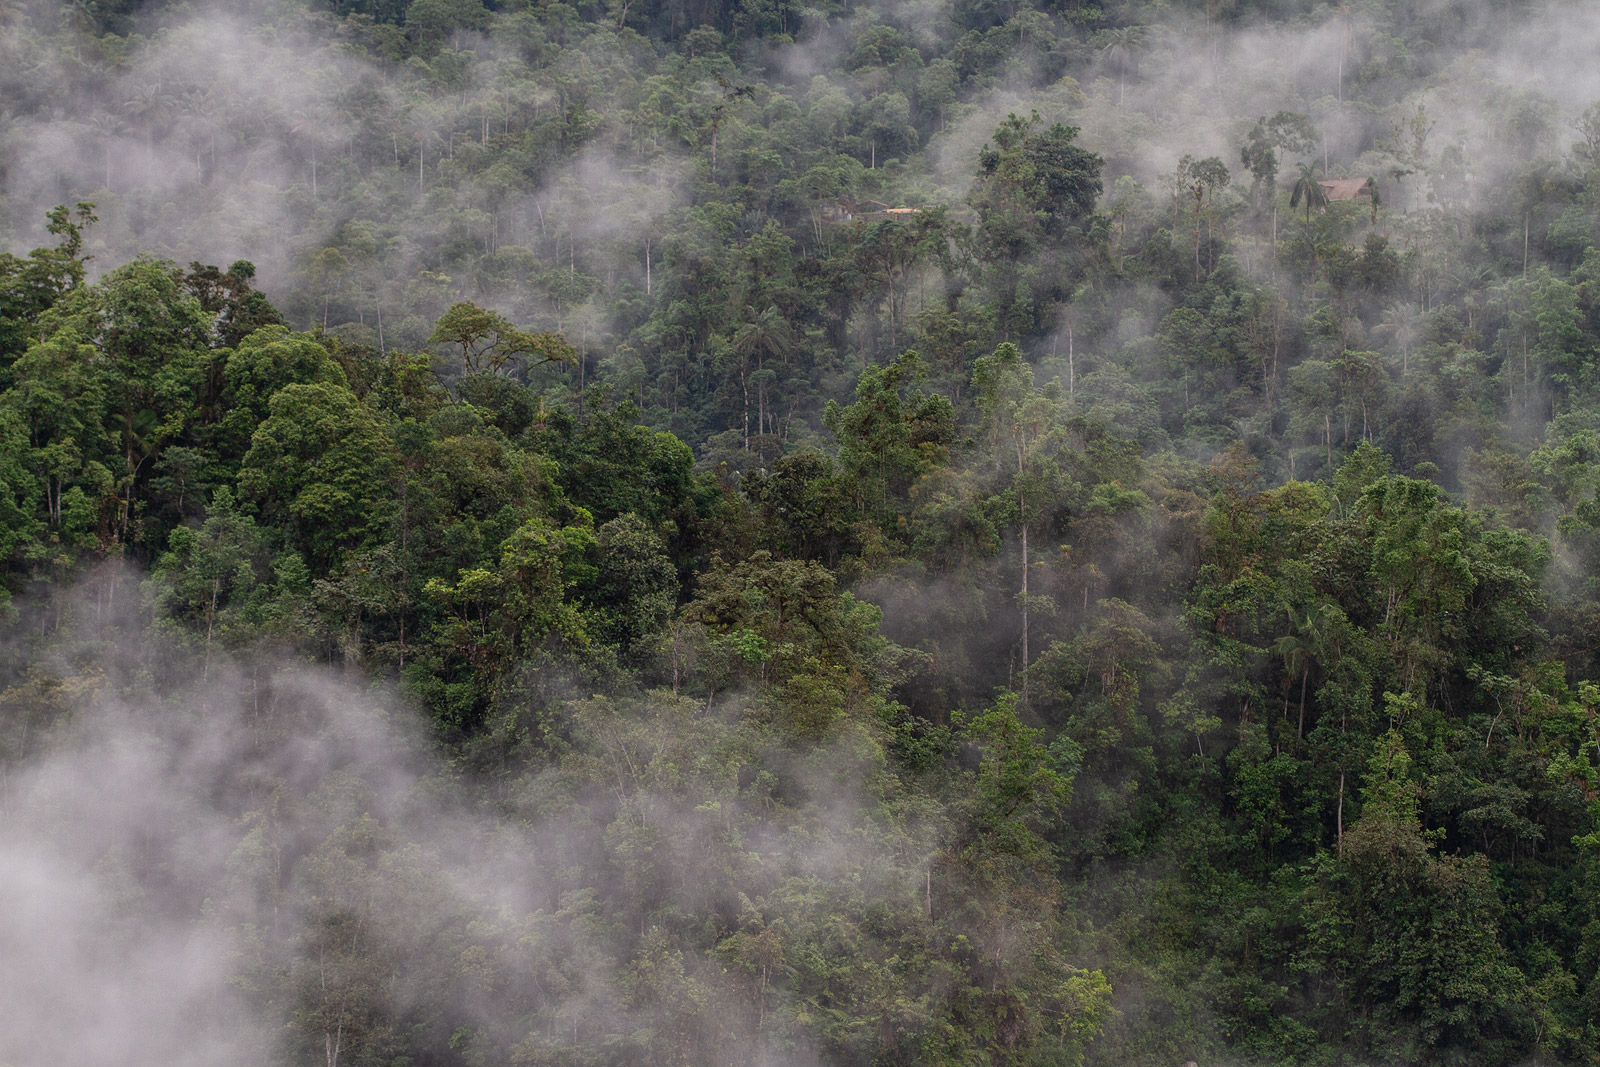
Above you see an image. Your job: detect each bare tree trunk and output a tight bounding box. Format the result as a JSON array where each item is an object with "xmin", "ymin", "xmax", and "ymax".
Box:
[
  {"xmin": 1336, "ymin": 772, "xmax": 1345, "ymax": 856},
  {"xmin": 1298, "ymin": 666, "xmax": 1308, "ymax": 738},
  {"xmin": 205, "ymin": 578, "xmax": 217, "ymax": 682},
  {"xmin": 1021, "ymin": 519, "xmax": 1029, "ymax": 704},
  {"xmin": 670, "ymin": 623, "xmax": 682, "ymax": 697},
  {"xmin": 1067, "ymin": 319, "xmax": 1075, "ymax": 394},
  {"xmin": 1018, "ymin": 453, "xmax": 1029, "ymax": 706}
]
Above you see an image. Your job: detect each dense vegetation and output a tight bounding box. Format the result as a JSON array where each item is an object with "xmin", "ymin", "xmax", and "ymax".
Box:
[{"xmin": 4, "ymin": 0, "xmax": 1600, "ymax": 1064}]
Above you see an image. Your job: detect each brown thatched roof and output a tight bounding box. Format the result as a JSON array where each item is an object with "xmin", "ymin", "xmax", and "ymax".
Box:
[{"xmin": 1318, "ymin": 178, "xmax": 1373, "ymax": 201}]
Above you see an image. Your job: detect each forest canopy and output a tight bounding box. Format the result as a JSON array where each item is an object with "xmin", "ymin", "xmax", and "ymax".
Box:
[{"xmin": 4, "ymin": 0, "xmax": 1600, "ymax": 1065}]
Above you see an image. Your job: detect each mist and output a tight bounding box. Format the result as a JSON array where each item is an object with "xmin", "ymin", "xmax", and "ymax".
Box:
[
  {"xmin": 5, "ymin": 1, "xmax": 1600, "ymax": 1064},
  {"xmin": 0, "ymin": 582, "xmax": 892, "ymax": 1067},
  {"xmin": 8, "ymin": 0, "xmax": 1599, "ymax": 358}
]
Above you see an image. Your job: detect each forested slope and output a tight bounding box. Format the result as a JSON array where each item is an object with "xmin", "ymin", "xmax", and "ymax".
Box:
[{"xmin": 4, "ymin": 0, "xmax": 1600, "ymax": 1065}]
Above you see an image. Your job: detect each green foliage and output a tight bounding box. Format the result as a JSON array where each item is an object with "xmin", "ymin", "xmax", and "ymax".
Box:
[
  {"xmin": 239, "ymin": 380, "xmax": 397, "ymax": 569},
  {"xmin": 428, "ymin": 301, "xmax": 576, "ymax": 376},
  {"xmin": 9, "ymin": 0, "xmax": 1600, "ymax": 1062}
]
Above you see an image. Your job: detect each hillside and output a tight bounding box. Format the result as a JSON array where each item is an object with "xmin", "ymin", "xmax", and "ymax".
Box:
[{"xmin": 3, "ymin": 1, "xmax": 1600, "ymax": 1065}]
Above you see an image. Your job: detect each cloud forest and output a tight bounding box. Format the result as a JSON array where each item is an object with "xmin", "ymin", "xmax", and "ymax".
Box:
[{"xmin": 4, "ymin": 0, "xmax": 1600, "ymax": 1064}]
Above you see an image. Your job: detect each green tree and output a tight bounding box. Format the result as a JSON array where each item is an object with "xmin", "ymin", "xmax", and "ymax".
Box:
[
  {"xmin": 1304, "ymin": 731, "xmax": 1524, "ymax": 1055},
  {"xmin": 824, "ymin": 350, "xmax": 955, "ymax": 528},
  {"xmin": 589, "ymin": 512, "xmax": 677, "ymax": 659},
  {"xmin": 0, "ymin": 202, "xmax": 98, "ymax": 370},
  {"xmin": 972, "ymin": 342, "xmax": 1072, "ymax": 698},
  {"xmin": 239, "ymin": 381, "xmax": 397, "ymax": 570},
  {"xmin": 969, "ymin": 113, "xmax": 1103, "ymax": 338},
  {"xmin": 428, "ymin": 301, "xmax": 576, "ymax": 376},
  {"xmin": 145, "ymin": 485, "xmax": 268, "ymax": 673},
  {"xmin": 1289, "ymin": 161, "xmax": 1329, "ymax": 222}
]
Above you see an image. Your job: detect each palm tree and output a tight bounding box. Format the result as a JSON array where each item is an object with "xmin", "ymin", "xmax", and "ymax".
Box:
[
  {"xmin": 289, "ymin": 105, "xmax": 326, "ymax": 198},
  {"xmin": 178, "ymin": 85, "xmax": 220, "ymax": 183},
  {"xmin": 733, "ymin": 306, "xmax": 799, "ymax": 449},
  {"xmin": 733, "ymin": 304, "xmax": 800, "ymax": 367},
  {"xmin": 1377, "ymin": 302, "xmax": 1422, "ymax": 378},
  {"xmin": 1272, "ymin": 623, "xmax": 1312, "ymax": 740},
  {"xmin": 1099, "ymin": 26, "xmax": 1145, "ymax": 107},
  {"xmin": 1334, "ymin": 3, "xmax": 1357, "ymax": 101},
  {"xmin": 124, "ymin": 80, "xmax": 176, "ymax": 160},
  {"xmin": 1446, "ymin": 263, "xmax": 1494, "ymax": 331},
  {"xmin": 1288, "ymin": 162, "xmax": 1328, "ymax": 222},
  {"xmin": 62, "ymin": 0, "xmax": 98, "ymax": 51},
  {"xmin": 87, "ymin": 111, "xmax": 124, "ymax": 191}
]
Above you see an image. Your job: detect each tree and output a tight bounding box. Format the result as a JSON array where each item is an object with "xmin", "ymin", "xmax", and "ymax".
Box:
[
  {"xmin": 428, "ymin": 302, "xmax": 575, "ymax": 377},
  {"xmin": 216, "ymin": 327, "xmax": 347, "ymax": 462},
  {"xmin": 1176, "ymin": 155, "xmax": 1231, "ymax": 280},
  {"xmin": 32, "ymin": 259, "xmax": 214, "ymax": 546},
  {"xmin": 0, "ymin": 202, "xmax": 98, "ymax": 366},
  {"xmin": 0, "ymin": 406, "xmax": 43, "ymax": 572},
  {"xmin": 1362, "ymin": 175, "xmax": 1382, "ymax": 225},
  {"xmin": 589, "ymin": 512, "xmax": 677, "ymax": 658},
  {"xmin": 1377, "ymin": 303, "xmax": 1422, "ymax": 378},
  {"xmin": 1289, "ymin": 162, "xmax": 1329, "ymax": 222},
  {"xmin": 238, "ymin": 381, "xmax": 396, "ymax": 570},
  {"xmin": 972, "ymin": 342, "xmax": 1068, "ymax": 700},
  {"xmin": 732, "ymin": 304, "xmax": 800, "ymax": 449},
  {"xmin": 183, "ymin": 260, "xmax": 286, "ymax": 348},
  {"xmin": 852, "ymin": 213, "xmax": 940, "ymax": 356},
  {"xmin": 1097, "ymin": 26, "xmax": 1144, "ymax": 107},
  {"xmin": 3, "ymin": 324, "xmax": 109, "ymax": 550},
  {"xmin": 825, "ymin": 350, "xmax": 955, "ymax": 528},
  {"xmin": 1304, "ymin": 731, "xmax": 1524, "ymax": 1053},
  {"xmin": 1241, "ymin": 112, "xmax": 1317, "ymax": 247},
  {"xmin": 146, "ymin": 485, "xmax": 268, "ymax": 674},
  {"xmin": 969, "ymin": 114, "xmax": 1103, "ymax": 338}
]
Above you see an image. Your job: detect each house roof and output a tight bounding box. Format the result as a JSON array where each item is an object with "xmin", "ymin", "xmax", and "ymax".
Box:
[
  {"xmin": 1318, "ymin": 178, "xmax": 1373, "ymax": 201},
  {"xmin": 837, "ymin": 198, "xmax": 922, "ymax": 216}
]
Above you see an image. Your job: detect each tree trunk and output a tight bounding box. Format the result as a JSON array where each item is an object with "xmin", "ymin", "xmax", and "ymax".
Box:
[
  {"xmin": 1018, "ymin": 465, "xmax": 1029, "ymax": 706},
  {"xmin": 1336, "ymin": 771, "xmax": 1345, "ymax": 856},
  {"xmin": 1021, "ymin": 519, "xmax": 1028, "ymax": 680},
  {"xmin": 1298, "ymin": 665, "xmax": 1308, "ymax": 738},
  {"xmin": 1067, "ymin": 320, "xmax": 1075, "ymax": 394}
]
